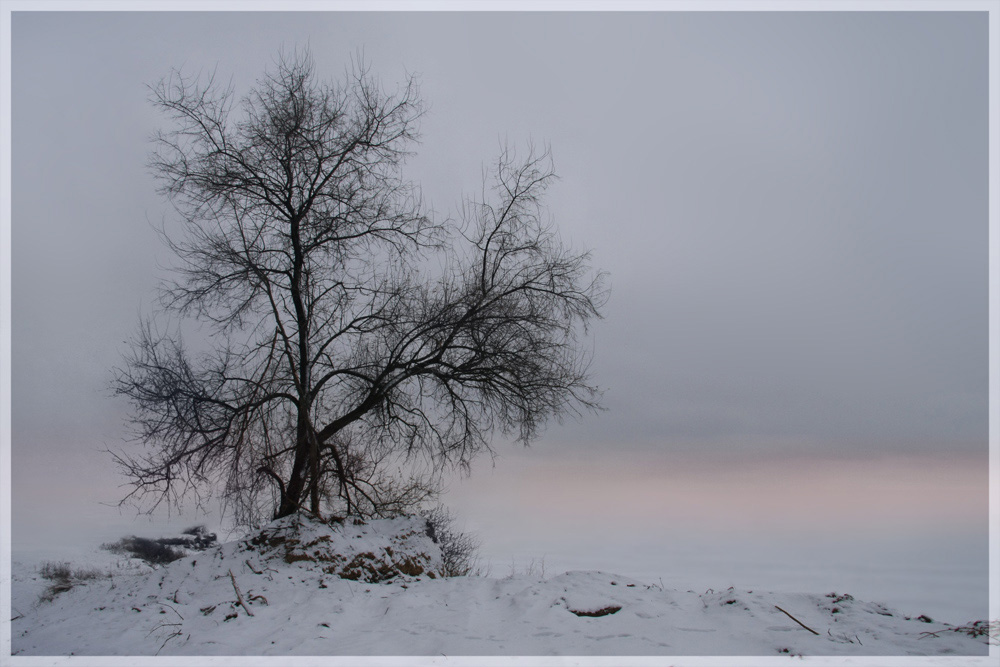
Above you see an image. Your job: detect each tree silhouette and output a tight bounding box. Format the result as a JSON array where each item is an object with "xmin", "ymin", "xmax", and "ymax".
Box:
[{"xmin": 114, "ymin": 51, "xmax": 607, "ymax": 526}]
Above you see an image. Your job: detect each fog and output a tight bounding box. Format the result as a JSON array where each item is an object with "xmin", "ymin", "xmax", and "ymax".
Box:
[{"xmin": 5, "ymin": 8, "xmax": 994, "ymax": 630}]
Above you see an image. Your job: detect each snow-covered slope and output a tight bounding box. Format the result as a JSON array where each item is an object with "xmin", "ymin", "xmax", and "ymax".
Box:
[{"xmin": 9, "ymin": 514, "xmax": 994, "ymax": 657}]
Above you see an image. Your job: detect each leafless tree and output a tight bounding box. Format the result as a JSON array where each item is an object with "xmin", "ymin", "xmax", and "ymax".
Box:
[{"xmin": 113, "ymin": 50, "xmax": 608, "ymax": 526}]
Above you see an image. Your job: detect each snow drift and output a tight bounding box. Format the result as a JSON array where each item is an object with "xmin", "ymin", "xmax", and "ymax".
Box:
[{"xmin": 9, "ymin": 514, "xmax": 994, "ymax": 657}]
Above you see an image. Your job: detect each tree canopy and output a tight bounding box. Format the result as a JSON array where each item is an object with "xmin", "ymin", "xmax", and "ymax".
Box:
[{"xmin": 114, "ymin": 52, "xmax": 608, "ymax": 526}]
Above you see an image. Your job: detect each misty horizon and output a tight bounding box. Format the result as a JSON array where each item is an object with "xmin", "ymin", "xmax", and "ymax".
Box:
[{"xmin": 3, "ymin": 6, "xmax": 996, "ymax": 650}]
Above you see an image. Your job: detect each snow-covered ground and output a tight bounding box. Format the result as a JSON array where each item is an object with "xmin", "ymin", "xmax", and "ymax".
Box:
[{"xmin": 7, "ymin": 514, "xmax": 997, "ymax": 660}]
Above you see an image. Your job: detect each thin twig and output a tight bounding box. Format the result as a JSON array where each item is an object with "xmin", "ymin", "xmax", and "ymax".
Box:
[
  {"xmin": 228, "ymin": 569, "xmax": 254, "ymax": 617},
  {"xmin": 158, "ymin": 601, "xmax": 184, "ymax": 621},
  {"xmin": 146, "ymin": 621, "xmax": 181, "ymax": 638},
  {"xmin": 774, "ymin": 605, "xmax": 820, "ymax": 635},
  {"xmin": 155, "ymin": 625, "xmax": 184, "ymax": 655}
]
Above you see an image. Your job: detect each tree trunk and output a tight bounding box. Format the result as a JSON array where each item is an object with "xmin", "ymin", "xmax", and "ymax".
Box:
[
  {"xmin": 309, "ymin": 427, "xmax": 321, "ymax": 517},
  {"xmin": 274, "ymin": 410, "xmax": 312, "ymax": 519}
]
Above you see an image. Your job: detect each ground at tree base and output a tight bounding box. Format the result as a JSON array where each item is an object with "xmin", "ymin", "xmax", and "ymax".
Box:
[{"xmin": 8, "ymin": 514, "xmax": 994, "ymax": 657}]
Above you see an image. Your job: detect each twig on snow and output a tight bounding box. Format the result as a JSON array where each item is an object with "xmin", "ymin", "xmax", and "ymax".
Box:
[
  {"xmin": 918, "ymin": 620, "xmax": 999, "ymax": 643},
  {"xmin": 158, "ymin": 601, "xmax": 184, "ymax": 621},
  {"xmin": 151, "ymin": 623, "xmax": 184, "ymax": 655},
  {"xmin": 774, "ymin": 605, "xmax": 820, "ymax": 635},
  {"xmin": 228, "ymin": 569, "xmax": 255, "ymax": 617},
  {"xmin": 147, "ymin": 621, "xmax": 181, "ymax": 638}
]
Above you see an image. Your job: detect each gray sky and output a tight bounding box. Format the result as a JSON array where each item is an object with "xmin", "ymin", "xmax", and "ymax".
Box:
[{"xmin": 4, "ymin": 9, "xmax": 994, "ymax": 622}]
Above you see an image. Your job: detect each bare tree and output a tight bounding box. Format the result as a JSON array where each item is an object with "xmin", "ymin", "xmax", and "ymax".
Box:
[{"xmin": 114, "ymin": 51, "xmax": 608, "ymax": 526}]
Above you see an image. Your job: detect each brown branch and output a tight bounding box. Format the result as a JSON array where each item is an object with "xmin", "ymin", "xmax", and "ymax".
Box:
[
  {"xmin": 228, "ymin": 569, "xmax": 254, "ymax": 617},
  {"xmin": 774, "ymin": 605, "xmax": 819, "ymax": 635}
]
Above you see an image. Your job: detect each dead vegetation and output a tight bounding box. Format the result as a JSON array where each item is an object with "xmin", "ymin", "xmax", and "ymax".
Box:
[
  {"xmin": 919, "ymin": 620, "xmax": 1000, "ymax": 645},
  {"xmin": 37, "ymin": 561, "xmax": 108, "ymax": 602},
  {"xmin": 101, "ymin": 526, "xmax": 218, "ymax": 566},
  {"xmin": 568, "ymin": 605, "xmax": 622, "ymax": 617},
  {"xmin": 244, "ymin": 514, "xmax": 442, "ymax": 584}
]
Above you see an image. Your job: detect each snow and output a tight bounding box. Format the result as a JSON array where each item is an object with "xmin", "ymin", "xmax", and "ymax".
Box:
[{"xmin": 7, "ymin": 514, "xmax": 996, "ymax": 662}]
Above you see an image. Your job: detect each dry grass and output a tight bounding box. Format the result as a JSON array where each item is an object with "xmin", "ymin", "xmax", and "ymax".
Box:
[{"xmin": 38, "ymin": 561, "xmax": 108, "ymax": 602}]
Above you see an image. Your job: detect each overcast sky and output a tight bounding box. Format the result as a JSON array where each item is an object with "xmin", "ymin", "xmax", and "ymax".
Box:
[{"xmin": 5, "ymin": 9, "xmax": 995, "ymax": 624}]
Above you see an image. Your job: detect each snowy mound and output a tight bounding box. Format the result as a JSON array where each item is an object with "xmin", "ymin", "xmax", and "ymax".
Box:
[
  {"xmin": 10, "ymin": 518, "xmax": 994, "ymax": 657},
  {"xmin": 245, "ymin": 513, "xmax": 444, "ymax": 583}
]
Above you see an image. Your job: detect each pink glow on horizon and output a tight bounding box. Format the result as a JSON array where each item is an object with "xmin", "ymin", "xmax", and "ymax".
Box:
[{"xmin": 448, "ymin": 449, "xmax": 987, "ymax": 539}]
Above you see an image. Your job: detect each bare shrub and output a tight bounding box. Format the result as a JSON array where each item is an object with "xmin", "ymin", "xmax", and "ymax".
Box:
[
  {"xmin": 421, "ymin": 506, "xmax": 481, "ymax": 577},
  {"xmin": 100, "ymin": 525, "xmax": 217, "ymax": 566},
  {"xmin": 38, "ymin": 561, "xmax": 72, "ymax": 582},
  {"xmin": 180, "ymin": 525, "xmax": 217, "ymax": 549},
  {"xmin": 100, "ymin": 536, "xmax": 185, "ymax": 565}
]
